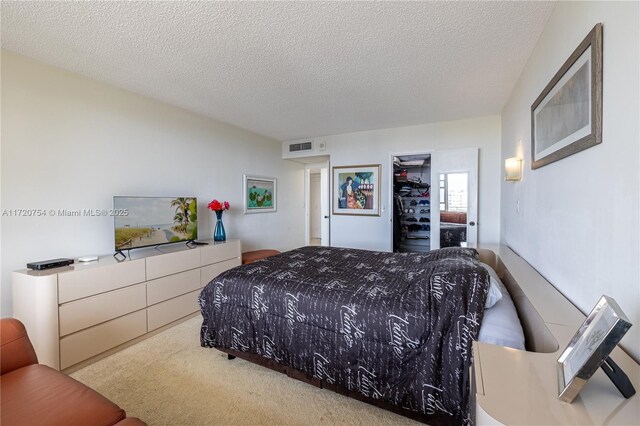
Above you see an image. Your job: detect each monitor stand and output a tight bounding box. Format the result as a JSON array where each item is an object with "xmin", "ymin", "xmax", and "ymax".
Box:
[{"xmin": 113, "ymin": 250, "xmax": 127, "ymax": 261}]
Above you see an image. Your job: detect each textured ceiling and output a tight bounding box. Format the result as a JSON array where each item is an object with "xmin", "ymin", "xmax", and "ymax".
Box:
[{"xmin": 1, "ymin": 1, "xmax": 555, "ymax": 141}]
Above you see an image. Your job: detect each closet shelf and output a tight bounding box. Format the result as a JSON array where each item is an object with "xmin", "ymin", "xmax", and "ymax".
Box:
[{"xmin": 396, "ymin": 180, "xmax": 430, "ymax": 189}]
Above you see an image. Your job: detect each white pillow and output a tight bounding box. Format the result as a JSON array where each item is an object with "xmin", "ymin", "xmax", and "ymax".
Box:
[
  {"xmin": 478, "ymin": 262, "xmax": 526, "ymax": 350},
  {"xmin": 482, "ymin": 262, "xmax": 503, "ymax": 309}
]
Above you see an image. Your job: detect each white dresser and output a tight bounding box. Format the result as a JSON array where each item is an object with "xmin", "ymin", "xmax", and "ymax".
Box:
[{"xmin": 12, "ymin": 239, "xmax": 241, "ymax": 372}]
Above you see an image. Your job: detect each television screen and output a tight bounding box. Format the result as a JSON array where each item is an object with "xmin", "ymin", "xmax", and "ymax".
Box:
[{"xmin": 114, "ymin": 196, "xmax": 198, "ymax": 251}]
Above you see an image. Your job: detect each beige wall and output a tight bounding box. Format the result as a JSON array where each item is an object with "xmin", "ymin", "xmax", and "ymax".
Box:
[
  {"xmin": 0, "ymin": 51, "xmax": 306, "ymax": 316},
  {"xmin": 501, "ymin": 2, "xmax": 640, "ymax": 360}
]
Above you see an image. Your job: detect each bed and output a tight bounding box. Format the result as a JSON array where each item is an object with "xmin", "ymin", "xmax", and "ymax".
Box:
[{"xmin": 199, "ymin": 246, "xmax": 498, "ymax": 425}]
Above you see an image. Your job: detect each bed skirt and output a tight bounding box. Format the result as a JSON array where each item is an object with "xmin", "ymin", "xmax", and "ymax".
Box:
[{"xmin": 216, "ymin": 346, "xmax": 455, "ymax": 426}]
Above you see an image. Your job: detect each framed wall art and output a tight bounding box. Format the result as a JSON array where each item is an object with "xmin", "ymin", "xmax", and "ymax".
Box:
[
  {"xmin": 332, "ymin": 164, "xmax": 381, "ymax": 216},
  {"xmin": 557, "ymin": 295, "xmax": 634, "ymax": 403},
  {"xmin": 531, "ymin": 23, "xmax": 602, "ymax": 170},
  {"xmin": 243, "ymin": 175, "xmax": 276, "ymax": 214}
]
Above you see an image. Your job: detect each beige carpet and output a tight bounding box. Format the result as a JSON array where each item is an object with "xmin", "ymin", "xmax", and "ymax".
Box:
[{"xmin": 71, "ymin": 317, "xmax": 419, "ymax": 426}]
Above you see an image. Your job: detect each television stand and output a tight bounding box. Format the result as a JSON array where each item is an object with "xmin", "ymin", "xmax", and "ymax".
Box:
[{"xmin": 13, "ymin": 239, "xmax": 241, "ymax": 372}]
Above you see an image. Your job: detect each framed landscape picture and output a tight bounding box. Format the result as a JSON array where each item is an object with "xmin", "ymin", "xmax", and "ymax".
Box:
[
  {"xmin": 531, "ymin": 23, "xmax": 602, "ymax": 169},
  {"xmin": 332, "ymin": 164, "xmax": 381, "ymax": 216},
  {"xmin": 244, "ymin": 175, "xmax": 276, "ymax": 214}
]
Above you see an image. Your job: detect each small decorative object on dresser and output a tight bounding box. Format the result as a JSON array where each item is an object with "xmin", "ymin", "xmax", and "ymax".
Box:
[
  {"xmin": 207, "ymin": 199, "xmax": 229, "ymax": 241},
  {"xmin": 78, "ymin": 255, "xmax": 99, "ymax": 263}
]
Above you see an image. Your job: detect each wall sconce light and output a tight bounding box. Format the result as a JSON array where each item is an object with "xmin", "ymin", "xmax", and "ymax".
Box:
[{"xmin": 505, "ymin": 157, "xmax": 522, "ymax": 181}]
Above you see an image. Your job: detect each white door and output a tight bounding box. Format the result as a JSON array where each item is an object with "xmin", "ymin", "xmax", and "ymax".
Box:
[
  {"xmin": 431, "ymin": 148, "xmax": 478, "ymax": 249},
  {"xmin": 305, "ymin": 162, "xmax": 330, "ymax": 246},
  {"xmin": 319, "ymin": 166, "xmax": 330, "ymax": 246},
  {"xmin": 310, "ymin": 174, "xmax": 321, "ymax": 239}
]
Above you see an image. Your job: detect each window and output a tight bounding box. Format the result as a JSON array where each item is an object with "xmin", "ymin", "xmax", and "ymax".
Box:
[
  {"xmin": 439, "ymin": 174, "xmax": 447, "ymax": 212},
  {"xmin": 439, "ymin": 173, "xmax": 468, "ymax": 212}
]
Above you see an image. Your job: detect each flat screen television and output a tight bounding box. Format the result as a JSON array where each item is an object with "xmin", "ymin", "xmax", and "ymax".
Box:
[{"xmin": 114, "ymin": 196, "xmax": 198, "ymax": 251}]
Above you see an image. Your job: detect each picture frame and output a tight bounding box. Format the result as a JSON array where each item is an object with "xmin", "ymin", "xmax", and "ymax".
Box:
[
  {"xmin": 332, "ymin": 164, "xmax": 381, "ymax": 216},
  {"xmin": 243, "ymin": 175, "xmax": 276, "ymax": 214},
  {"xmin": 531, "ymin": 23, "xmax": 602, "ymax": 170},
  {"xmin": 557, "ymin": 295, "xmax": 632, "ymax": 403}
]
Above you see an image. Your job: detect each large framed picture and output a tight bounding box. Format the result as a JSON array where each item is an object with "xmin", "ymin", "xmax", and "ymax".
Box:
[
  {"xmin": 243, "ymin": 175, "xmax": 276, "ymax": 214},
  {"xmin": 557, "ymin": 295, "xmax": 632, "ymax": 403},
  {"xmin": 531, "ymin": 23, "xmax": 602, "ymax": 170},
  {"xmin": 332, "ymin": 164, "xmax": 381, "ymax": 216}
]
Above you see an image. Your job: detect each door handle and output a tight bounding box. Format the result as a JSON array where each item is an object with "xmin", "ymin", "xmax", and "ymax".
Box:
[
  {"xmin": 324, "ymin": 216, "xmax": 329, "ymax": 219},
  {"xmin": 469, "ymin": 221, "xmax": 476, "ymax": 226}
]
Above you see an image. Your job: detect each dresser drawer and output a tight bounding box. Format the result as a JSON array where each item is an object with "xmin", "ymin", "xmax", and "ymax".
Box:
[
  {"xmin": 60, "ymin": 310, "xmax": 146, "ymax": 370},
  {"xmin": 59, "ymin": 283, "xmax": 146, "ymax": 337},
  {"xmin": 147, "ymin": 269, "xmax": 200, "ymax": 306},
  {"xmin": 201, "ymin": 258, "xmax": 241, "ymax": 287},
  {"xmin": 147, "ymin": 289, "xmax": 200, "ymax": 331},
  {"xmin": 58, "ymin": 259, "xmax": 146, "ymax": 304},
  {"xmin": 146, "ymin": 249, "xmax": 200, "ymax": 280},
  {"xmin": 200, "ymin": 240, "xmax": 241, "ymax": 266}
]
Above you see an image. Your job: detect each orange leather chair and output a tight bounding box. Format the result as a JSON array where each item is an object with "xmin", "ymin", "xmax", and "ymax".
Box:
[{"xmin": 0, "ymin": 318, "xmax": 146, "ymax": 426}]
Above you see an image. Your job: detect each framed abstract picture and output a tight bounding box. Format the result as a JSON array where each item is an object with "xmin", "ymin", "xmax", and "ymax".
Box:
[
  {"xmin": 243, "ymin": 175, "xmax": 276, "ymax": 214},
  {"xmin": 332, "ymin": 164, "xmax": 381, "ymax": 216},
  {"xmin": 531, "ymin": 23, "xmax": 602, "ymax": 170}
]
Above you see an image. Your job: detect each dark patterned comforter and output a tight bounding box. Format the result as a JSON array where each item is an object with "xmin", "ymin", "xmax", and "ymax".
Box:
[{"xmin": 199, "ymin": 246, "xmax": 488, "ymax": 424}]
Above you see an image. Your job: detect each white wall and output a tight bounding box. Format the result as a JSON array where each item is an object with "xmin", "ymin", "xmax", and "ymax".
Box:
[
  {"xmin": 501, "ymin": 2, "xmax": 640, "ymax": 360},
  {"xmin": 302, "ymin": 116, "xmax": 501, "ymax": 251},
  {"xmin": 0, "ymin": 51, "xmax": 305, "ymax": 316}
]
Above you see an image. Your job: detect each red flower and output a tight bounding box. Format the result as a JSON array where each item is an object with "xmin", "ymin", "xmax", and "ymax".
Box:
[{"xmin": 207, "ymin": 199, "xmax": 229, "ymax": 212}]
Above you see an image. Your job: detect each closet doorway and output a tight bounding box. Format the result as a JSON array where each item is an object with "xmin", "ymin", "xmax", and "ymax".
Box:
[
  {"xmin": 392, "ymin": 153, "xmax": 433, "ymax": 253},
  {"xmin": 390, "ymin": 147, "xmax": 478, "ymax": 253}
]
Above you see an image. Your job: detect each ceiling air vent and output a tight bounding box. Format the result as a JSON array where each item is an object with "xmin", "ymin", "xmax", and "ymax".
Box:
[{"xmin": 289, "ymin": 141, "xmax": 313, "ymax": 152}]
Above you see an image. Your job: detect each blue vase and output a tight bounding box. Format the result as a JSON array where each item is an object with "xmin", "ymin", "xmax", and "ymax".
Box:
[{"xmin": 214, "ymin": 210, "xmax": 226, "ymax": 241}]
